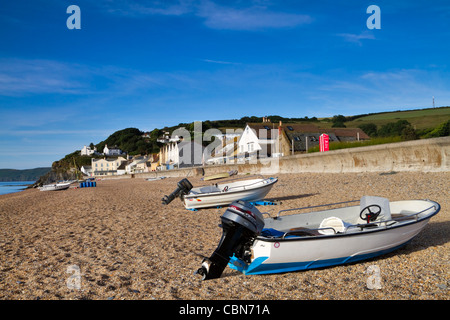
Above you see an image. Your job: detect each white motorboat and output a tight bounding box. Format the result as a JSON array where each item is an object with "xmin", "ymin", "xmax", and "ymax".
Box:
[
  {"xmin": 195, "ymin": 196, "xmax": 440, "ymax": 280},
  {"xmin": 162, "ymin": 176, "xmax": 278, "ymax": 209},
  {"xmin": 38, "ymin": 182, "xmax": 71, "ymax": 191},
  {"xmin": 146, "ymin": 176, "xmax": 166, "ymax": 181}
]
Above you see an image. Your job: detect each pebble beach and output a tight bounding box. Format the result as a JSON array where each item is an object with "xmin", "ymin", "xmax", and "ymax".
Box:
[{"xmin": 0, "ymin": 172, "xmax": 448, "ymax": 300}]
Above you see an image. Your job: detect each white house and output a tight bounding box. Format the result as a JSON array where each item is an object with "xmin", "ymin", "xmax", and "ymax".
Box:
[
  {"xmin": 158, "ymin": 132, "xmax": 205, "ymax": 169},
  {"xmin": 80, "ymin": 145, "xmax": 97, "ymax": 156},
  {"xmin": 103, "ymin": 144, "xmax": 124, "ymax": 156},
  {"xmin": 80, "ymin": 165, "xmax": 93, "ymax": 176},
  {"xmin": 157, "ymin": 133, "xmax": 183, "ymax": 165},
  {"xmin": 205, "ymin": 133, "xmax": 240, "ymax": 165},
  {"xmin": 117, "ymin": 161, "xmax": 128, "ymax": 175},
  {"xmin": 125, "ymin": 157, "xmax": 149, "ymax": 174},
  {"xmin": 237, "ymin": 123, "xmax": 279, "ymax": 160},
  {"xmin": 178, "ymin": 140, "xmax": 204, "ymax": 168}
]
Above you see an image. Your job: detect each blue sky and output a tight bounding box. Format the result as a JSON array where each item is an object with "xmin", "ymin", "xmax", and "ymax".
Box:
[{"xmin": 1, "ymin": 0, "xmax": 449, "ymax": 169}]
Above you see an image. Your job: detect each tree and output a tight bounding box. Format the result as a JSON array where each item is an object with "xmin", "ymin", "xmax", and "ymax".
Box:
[
  {"xmin": 358, "ymin": 123, "xmax": 377, "ymax": 137},
  {"xmin": 424, "ymin": 120, "xmax": 450, "ymax": 138},
  {"xmin": 332, "ymin": 115, "xmax": 347, "ymax": 123},
  {"xmin": 331, "ymin": 115, "xmax": 347, "ymax": 127},
  {"xmin": 378, "ymin": 120, "xmax": 412, "ymax": 137},
  {"xmin": 332, "ymin": 121, "xmax": 346, "ymax": 128},
  {"xmin": 95, "ymin": 128, "xmax": 151, "ymax": 155},
  {"xmin": 401, "ymin": 126, "xmax": 419, "ymax": 140}
]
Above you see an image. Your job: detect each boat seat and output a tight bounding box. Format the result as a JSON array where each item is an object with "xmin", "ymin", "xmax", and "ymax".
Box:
[{"xmin": 318, "ymin": 217, "xmax": 351, "ymax": 235}]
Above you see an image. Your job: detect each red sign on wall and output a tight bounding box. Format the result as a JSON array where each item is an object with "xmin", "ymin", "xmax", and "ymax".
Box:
[{"xmin": 320, "ymin": 134, "xmax": 329, "ymax": 152}]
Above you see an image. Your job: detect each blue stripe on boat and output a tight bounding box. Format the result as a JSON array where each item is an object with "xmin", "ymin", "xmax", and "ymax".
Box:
[{"xmin": 228, "ymin": 242, "xmax": 410, "ymax": 275}]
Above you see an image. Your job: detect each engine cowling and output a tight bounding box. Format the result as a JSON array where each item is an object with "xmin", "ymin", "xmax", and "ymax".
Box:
[
  {"xmin": 161, "ymin": 178, "xmax": 193, "ymax": 205},
  {"xmin": 195, "ymin": 200, "xmax": 264, "ymax": 280}
]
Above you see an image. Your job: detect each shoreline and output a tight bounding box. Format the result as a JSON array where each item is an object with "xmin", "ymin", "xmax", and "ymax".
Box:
[
  {"xmin": 0, "ymin": 172, "xmax": 448, "ymax": 300},
  {"xmin": 0, "ymin": 181, "xmax": 36, "ymax": 196}
]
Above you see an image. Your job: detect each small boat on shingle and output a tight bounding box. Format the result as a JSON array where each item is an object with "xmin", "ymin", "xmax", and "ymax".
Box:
[
  {"xmin": 195, "ymin": 196, "xmax": 440, "ymax": 280},
  {"xmin": 162, "ymin": 176, "xmax": 277, "ymax": 209}
]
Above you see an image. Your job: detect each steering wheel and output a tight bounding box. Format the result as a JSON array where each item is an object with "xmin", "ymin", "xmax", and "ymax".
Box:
[{"xmin": 359, "ymin": 204, "xmax": 382, "ymax": 223}]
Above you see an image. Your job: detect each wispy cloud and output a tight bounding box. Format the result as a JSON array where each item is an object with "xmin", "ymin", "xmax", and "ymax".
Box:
[
  {"xmin": 336, "ymin": 31, "xmax": 375, "ymax": 46},
  {"xmin": 98, "ymin": 0, "xmax": 313, "ymax": 31},
  {"xmin": 201, "ymin": 59, "xmax": 240, "ymax": 65},
  {"xmin": 197, "ymin": 1, "xmax": 313, "ymax": 30},
  {"xmin": 0, "ymin": 59, "xmax": 87, "ymax": 96},
  {"xmin": 0, "ymin": 58, "xmax": 167, "ymax": 97},
  {"xmin": 315, "ymin": 68, "xmax": 450, "ymax": 113},
  {"xmin": 102, "ymin": 0, "xmax": 194, "ymax": 16}
]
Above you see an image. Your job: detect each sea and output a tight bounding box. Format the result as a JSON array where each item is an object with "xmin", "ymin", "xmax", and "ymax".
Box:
[{"xmin": 0, "ymin": 181, "xmax": 36, "ymax": 195}]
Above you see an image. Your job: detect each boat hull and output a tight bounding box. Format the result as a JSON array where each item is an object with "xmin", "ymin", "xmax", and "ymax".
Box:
[
  {"xmin": 229, "ymin": 200, "xmax": 439, "ymax": 275},
  {"xmin": 39, "ymin": 183, "xmax": 71, "ymax": 191},
  {"xmin": 183, "ymin": 178, "xmax": 277, "ymax": 209}
]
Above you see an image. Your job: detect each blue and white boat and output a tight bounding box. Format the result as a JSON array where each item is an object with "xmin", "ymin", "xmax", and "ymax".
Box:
[{"xmin": 195, "ymin": 197, "xmax": 440, "ymax": 280}]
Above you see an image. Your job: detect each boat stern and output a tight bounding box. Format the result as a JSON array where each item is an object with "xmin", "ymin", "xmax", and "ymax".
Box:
[{"xmin": 194, "ymin": 200, "xmax": 265, "ymax": 280}]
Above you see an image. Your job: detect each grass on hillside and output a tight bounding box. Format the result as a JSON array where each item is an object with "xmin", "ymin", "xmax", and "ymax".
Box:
[{"xmin": 345, "ymin": 107, "xmax": 450, "ymax": 130}]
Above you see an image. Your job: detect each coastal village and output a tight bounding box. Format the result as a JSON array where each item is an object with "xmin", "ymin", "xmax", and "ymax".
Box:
[
  {"xmin": 79, "ymin": 119, "xmax": 369, "ymax": 177},
  {"xmin": 2, "ymin": 1, "xmax": 449, "ymax": 303}
]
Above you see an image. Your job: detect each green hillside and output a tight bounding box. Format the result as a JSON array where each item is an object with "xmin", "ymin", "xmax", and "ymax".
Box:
[
  {"xmin": 95, "ymin": 127, "xmax": 160, "ymax": 155},
  {"xmin": 0, "ymin": 167, "xmax": 51, "ymax": 182},
  {"xmin": 345, "ymin": 107, "xmax": 450, "ymax": 131}
]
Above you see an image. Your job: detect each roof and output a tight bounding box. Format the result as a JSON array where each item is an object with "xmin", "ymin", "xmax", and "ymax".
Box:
[
  {"xmin": 247, "ymin": 121, "xmax": 370, "ymax": 152},
  {"xmin": 249, "ymin": 122, "xmax": 369, "ymax": 139},
  {"xmin": 117, "ymin": 161, "xmax": 130, "ymax": 170},
  {"xmin": 282, "ymin": 123, "xmax": 324, "ymax": 133},
  {"xmin": 92, "ymin": 156, "xmax": 126, "ymax": 163},
  {"xmin": 326, "ymin": 128, "xmax": 370, "ymax": 140},
  {"xmin": 246, "ymin": 123, "xmax": 279, "ymax": 139}
]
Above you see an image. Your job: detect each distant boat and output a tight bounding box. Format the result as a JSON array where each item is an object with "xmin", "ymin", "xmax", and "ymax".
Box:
[
  {"xmin": 162, "ymin": 176, "xmax": 278, "ymax": 209},
  {"xmin": 38, "ymin": 182, "xmax": 71, "ymax": 191},
  {"xmin": 146, "ymin": 176, "xmax": 166, "ymax": 181},
  {"xmin": 202, "ymin": 170, "xmax": 238, "ymax": 181}
]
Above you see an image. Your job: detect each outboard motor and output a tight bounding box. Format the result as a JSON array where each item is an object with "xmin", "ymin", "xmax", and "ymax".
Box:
[
  {"xmin": 161, "ymin": 178, "xmax": 193, "ymax": 205},
  {"xmin": 195, "ymin": 200, "xmax": 265, "ymax": 280}
]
